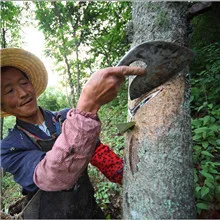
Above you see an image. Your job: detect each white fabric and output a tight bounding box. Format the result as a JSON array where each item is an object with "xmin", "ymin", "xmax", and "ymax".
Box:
[{"xmin": 36, "ymin": 121, "xmax": 50, "ymax": 136}]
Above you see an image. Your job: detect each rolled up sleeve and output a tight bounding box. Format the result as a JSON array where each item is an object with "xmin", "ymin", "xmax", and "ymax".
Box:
[{"xmin": 33, "ymin": 108, "xmax": 101, "ymax": 191}]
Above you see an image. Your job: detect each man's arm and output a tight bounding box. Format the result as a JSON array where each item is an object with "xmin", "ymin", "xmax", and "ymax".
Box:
[
  {"xmin": 91, "ymin": 143, "xmax": 123, "ymax": 184},
  {"xmin": 34, "ymin": 66, "xmax": 144, "ymax": 191},
  {"xmin": 34, "ymin": 108, "xmax": 101, "ymax": 191}
]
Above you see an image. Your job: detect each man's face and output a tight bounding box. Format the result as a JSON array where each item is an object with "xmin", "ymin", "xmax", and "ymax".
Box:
[{"xmin": 1, "ymin": 67, "xmax": 38, "ymax": 119}]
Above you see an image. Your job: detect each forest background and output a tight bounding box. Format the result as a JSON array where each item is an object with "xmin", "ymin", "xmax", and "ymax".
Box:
[{"xmin": 1, "ymin": 1, "xmax": 219, "ymax": 219}]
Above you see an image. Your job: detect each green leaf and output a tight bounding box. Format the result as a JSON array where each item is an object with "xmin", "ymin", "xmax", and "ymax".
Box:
[
  {"xmin": 210, "ymin": 124, "xmax": 218, "ymax": 131},
  {"xmin": 194, "ymin": 127, "xmax": 209, "ymax": 133},
  {"xmin": 204, "ymin": 179, "xmax": 214, "ymax": 189},
  {"xmin": 200, "ymin": 170, "xmax": 214, "ymax": 180},
  {"xmin": 201, "ymin": 151, "xmax": 214, "ymax": 158},
  {"xmin": 194, "ymin": 172, "xmax": 199, "ymax": 183},
  {"xmin": 193, "ymin": 134, "xmax": 201, "ymax": 141},
  {"xmin": 213, "ymin": 162, "xmax": 220, "ymax": 166},
  {"xmin": 202, "ymin": 131, "xmax": 207, "ymax": 139},
  {"xmin": 208, "ymin": 103, "xmax": 213, "ymax": 109},
  {"xmin": 195, "ymin": 186, "xmax": 201, "ymax": 192},
  {"xmin": 201, "ymin": 141, "xmax": 209, "ymax": 149},
  {"xmin": 208, "ymin": 139, "xmax": 216, "ymax": 145},
  {"xmin": 203, "ymin": 115, "xmax": 210, "ymax": 125},
  {"xmin": 106, "ymin": 214, "xmax": 111, "ymax": 219},
  {"xmin": 196, "ymin": 202, "xmax": 210, "ymax": 210},
  {"xmin": 191, "ymin": 119, "xmax": 202, "ymax": 127},
  {"xmin": 201, "ymin": 186, "xmax": 209, "ymax": 198},
  {"xmin": 198, "ymin": 105, "xmax": 204, "ymax": 112},
  {"xmin": 116, "ymin": 121, "xmax": 135, "ymax": 134}
]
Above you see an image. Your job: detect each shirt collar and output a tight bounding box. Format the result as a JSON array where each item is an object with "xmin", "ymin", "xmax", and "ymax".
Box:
[{"xmin": 16, "ymin": 107, "xmax": 57, "ymax": 139}]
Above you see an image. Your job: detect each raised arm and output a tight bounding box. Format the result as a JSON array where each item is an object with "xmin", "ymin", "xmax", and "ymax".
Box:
[{"xmin": 34, "ymin": 66, "xmax": 145, "ymax": 191}]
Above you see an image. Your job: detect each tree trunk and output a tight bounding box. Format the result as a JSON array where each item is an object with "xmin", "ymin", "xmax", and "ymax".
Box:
[
  {"xmin": 123, "ymin": 2, "xmax": 196, "ymax": 219},
  {"xmin": 53, "ymin": 2, "xmax": 76, "ymax": 107},
  {"xmin": 63, "ymin": 54, "xmax": 76, "ymax": 107},
  {"xmin": 75, "ymin": 44, "xmax": 81, "ymax": 100},
  {"xmin": 0, "ymin": 118, "xmax": 4, "ymax": 140},
  {"xmin": 1, "ymin": 27, "xmax": 6, "ymax": 140}
]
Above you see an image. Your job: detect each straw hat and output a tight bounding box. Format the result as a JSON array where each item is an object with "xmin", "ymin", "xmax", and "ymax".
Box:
[{"xmin": 1, "ymin": 48, "xmax": 48, "ymax": 117}]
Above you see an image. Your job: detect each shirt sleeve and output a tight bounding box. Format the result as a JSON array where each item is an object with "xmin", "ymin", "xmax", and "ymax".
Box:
[
  {"xmin": 33, "ymin": 108, "xmax": 101, "ymax": 191},
  {"xmin": 90, "ymin": 143, "xmax": 123, "ymax": 184},
  {"xmin": 1, "ymin": 144, "xmax": 45, "ymax": 192}
]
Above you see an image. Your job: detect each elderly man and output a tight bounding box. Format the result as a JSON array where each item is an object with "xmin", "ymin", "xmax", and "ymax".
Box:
[{"xmin": 1, "ymin": 48, "xmax": 144, "ymax": 219}]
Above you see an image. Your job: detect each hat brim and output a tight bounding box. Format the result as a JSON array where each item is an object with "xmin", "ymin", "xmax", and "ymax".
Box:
[{"xmin": 1, "ymin": 48, "xmax": 48, "ymax": 117}]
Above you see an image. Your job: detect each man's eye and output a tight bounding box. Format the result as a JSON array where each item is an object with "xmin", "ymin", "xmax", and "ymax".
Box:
[
  {"xmin": 21, "ymin": 81, "xmax": 28, "ymax": 85},
  {"xmin": 5, "ymin": 89, "xmax": 13, "ymax": 94}
]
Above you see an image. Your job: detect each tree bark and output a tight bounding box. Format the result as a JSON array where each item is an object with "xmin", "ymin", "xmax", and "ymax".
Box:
[
  {"xmin": 1, "ymin": 27, "xmax": 6, "ymax": 140},
  {"xmin": 0, "ymin": 118, "xmax": 4, "ymax": 140},
  {"xmin": 53, "ymin": 2, "xmax": 76, "ymax": 107},
  {"xmin": 75, "ymin": 44, "xmax": 81, "ymax": 100},
  {"xmin": 123, "ymin": 2, "xmax": 196, "ymax": 219}
]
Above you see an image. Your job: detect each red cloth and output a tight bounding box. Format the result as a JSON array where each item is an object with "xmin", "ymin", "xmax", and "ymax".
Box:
[{"xmin": 90, "ymin": 143, "xmax": 123, "ymax": 184}]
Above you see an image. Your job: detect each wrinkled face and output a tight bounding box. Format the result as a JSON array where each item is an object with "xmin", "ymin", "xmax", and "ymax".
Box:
[{"xmin": 1, "ymin": 67, "xmax": 38, "ymax": 119}]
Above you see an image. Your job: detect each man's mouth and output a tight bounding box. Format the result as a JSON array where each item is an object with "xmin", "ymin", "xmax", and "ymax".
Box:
[{"xmin": 20, "ymin": 98, "xmax": 33, "ymax": 106}]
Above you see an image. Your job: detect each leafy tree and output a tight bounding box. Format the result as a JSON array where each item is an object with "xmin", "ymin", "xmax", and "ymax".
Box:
[
  {"xmin": 0, "ymin": 1, "xmax": 22, "ymax": 48},
  {"xmin": 85, "ymin": 2, "xmax": 132, "ymax": 67},
  {"xmin": 34, "ymin": 2, "xmax": 132, "ymax": 107},
  {"xmin": 35, "ymin": 2, "xmax": 75, "ymax": 106},
  {"xmin": 35, "ymin": 2, "xmax": 97, "ymax": 106},
  {"xmin": 37, "ymin": 87, "xmax": 69, "ymax": 111}
]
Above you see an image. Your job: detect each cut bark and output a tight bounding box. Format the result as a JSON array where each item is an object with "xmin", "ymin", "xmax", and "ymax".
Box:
[{"xmin": 123, "ymin": 2, "xmax": 196, "ymax": 219}]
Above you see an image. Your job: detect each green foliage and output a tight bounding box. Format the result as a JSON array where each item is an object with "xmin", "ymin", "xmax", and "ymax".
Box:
[
  {"xmin": 95, "ymin": 181, "xmax": 119, "ymax": 205},
  {"xmin": 190, "ymin": 8, "xmax": 220, "ymax": 50},
  {"xmin": 2, "ymin": 116, "xmax": 16, "ymax": 139},
  {"xmin": 1, "ymin": 172, "xmax": 23, "ymax": 213},
  {"xmin": 190, "ymin": 8, "xmax": 220, "ymax": 216},
  {"xmin": 192, "ymin": 105, "xmax": 220, "ymax": 216},
  {"xmin": 34, "ymin": 2, "xmax": 132, "ymax": 106},
  {"xmin": 89, "ymin": 165, "xmax": 122, "ymax": 219},
  {"xmin": 0, "ymin": 1, "xmax": 23, "ymax": 48},
  {"xmin": 190, "ymin": 42, "xmax": 220, "ymax": 114},
  {"xmin": 37, "ymin": 86, "xmax": 69, "ymax": 111},
  {"xmin": 87, "ymin": 2, "xmax": 132, "ymax": 67}
]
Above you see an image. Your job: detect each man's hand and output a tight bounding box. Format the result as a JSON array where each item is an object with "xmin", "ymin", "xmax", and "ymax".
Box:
[{"xmin": 77, "ymin": 66, "xmax": 145, "ymax": 114}]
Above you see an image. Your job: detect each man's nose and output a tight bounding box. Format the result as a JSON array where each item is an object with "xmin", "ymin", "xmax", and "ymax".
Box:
[{"xmin": 17, "ymin": 86, "xmax": 28, "ymax": 98}]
